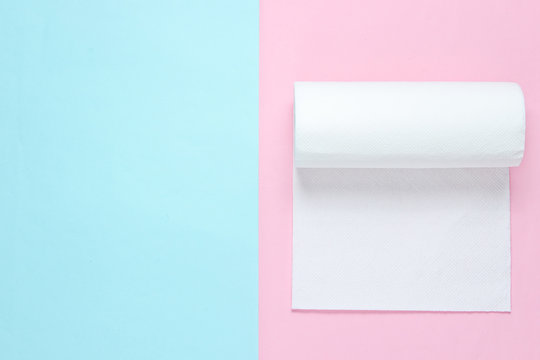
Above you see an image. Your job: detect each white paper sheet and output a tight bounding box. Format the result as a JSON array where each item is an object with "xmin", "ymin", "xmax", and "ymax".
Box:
[{"xmin": 292, "ymin": 82, "xmax": 525, "ymax": 311}]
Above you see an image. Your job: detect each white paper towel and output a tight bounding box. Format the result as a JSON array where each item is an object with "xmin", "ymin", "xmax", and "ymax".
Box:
[{"xmin": 292, "ymin": 82, "xmax": 525, "ymax": 311}]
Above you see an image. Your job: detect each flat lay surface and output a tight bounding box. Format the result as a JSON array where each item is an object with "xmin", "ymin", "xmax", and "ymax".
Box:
[
  {"xmin": 1, "ymin": 0, "xmax": 539, "ymax": 358},
  {"xmin": 260, "ymin": 0, "xmax": 540, "ymax": 358},
  {"xmin": 0, "ymin": 1, "xmax": 258, "ymax": 359}
]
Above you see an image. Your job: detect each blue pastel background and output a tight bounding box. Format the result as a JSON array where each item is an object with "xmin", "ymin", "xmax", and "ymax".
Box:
[{"xmin": 0, "ymin": 1, "xmax": 258, "ymax": 359}]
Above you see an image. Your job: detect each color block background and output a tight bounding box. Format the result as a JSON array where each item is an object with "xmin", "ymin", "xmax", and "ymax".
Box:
[
  {"xmin": 260, "ymin": 0, "xmax": 540, "ymax": 358},
  {"xmin": 0, "ymin": 1, "xmax": 258, "ymax": 359}
]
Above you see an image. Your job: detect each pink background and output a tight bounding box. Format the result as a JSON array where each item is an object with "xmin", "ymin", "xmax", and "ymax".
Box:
[{"xmin": 259, "ymin": 0, "xmax": 540, "ymax": 358}]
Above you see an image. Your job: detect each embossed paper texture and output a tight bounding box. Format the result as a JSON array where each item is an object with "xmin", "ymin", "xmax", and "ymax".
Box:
[{"xmin": 292, "ymin": 82, "xmax": 525, "ymax": 311}]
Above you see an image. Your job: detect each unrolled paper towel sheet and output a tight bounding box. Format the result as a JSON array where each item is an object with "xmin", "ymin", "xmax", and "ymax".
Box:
[{"xmin": 292, "ymin": 82, "xmax": 525, "ymax": 311}]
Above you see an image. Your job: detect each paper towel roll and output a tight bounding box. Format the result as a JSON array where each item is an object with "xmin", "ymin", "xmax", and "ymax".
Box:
[
  {"xmin": 293, "ymin": 81, "xmax": 525, "ymax": 311},
  {"xmin": 294, "ymin": 82, "xmax": 525, "ymax": 168}
]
